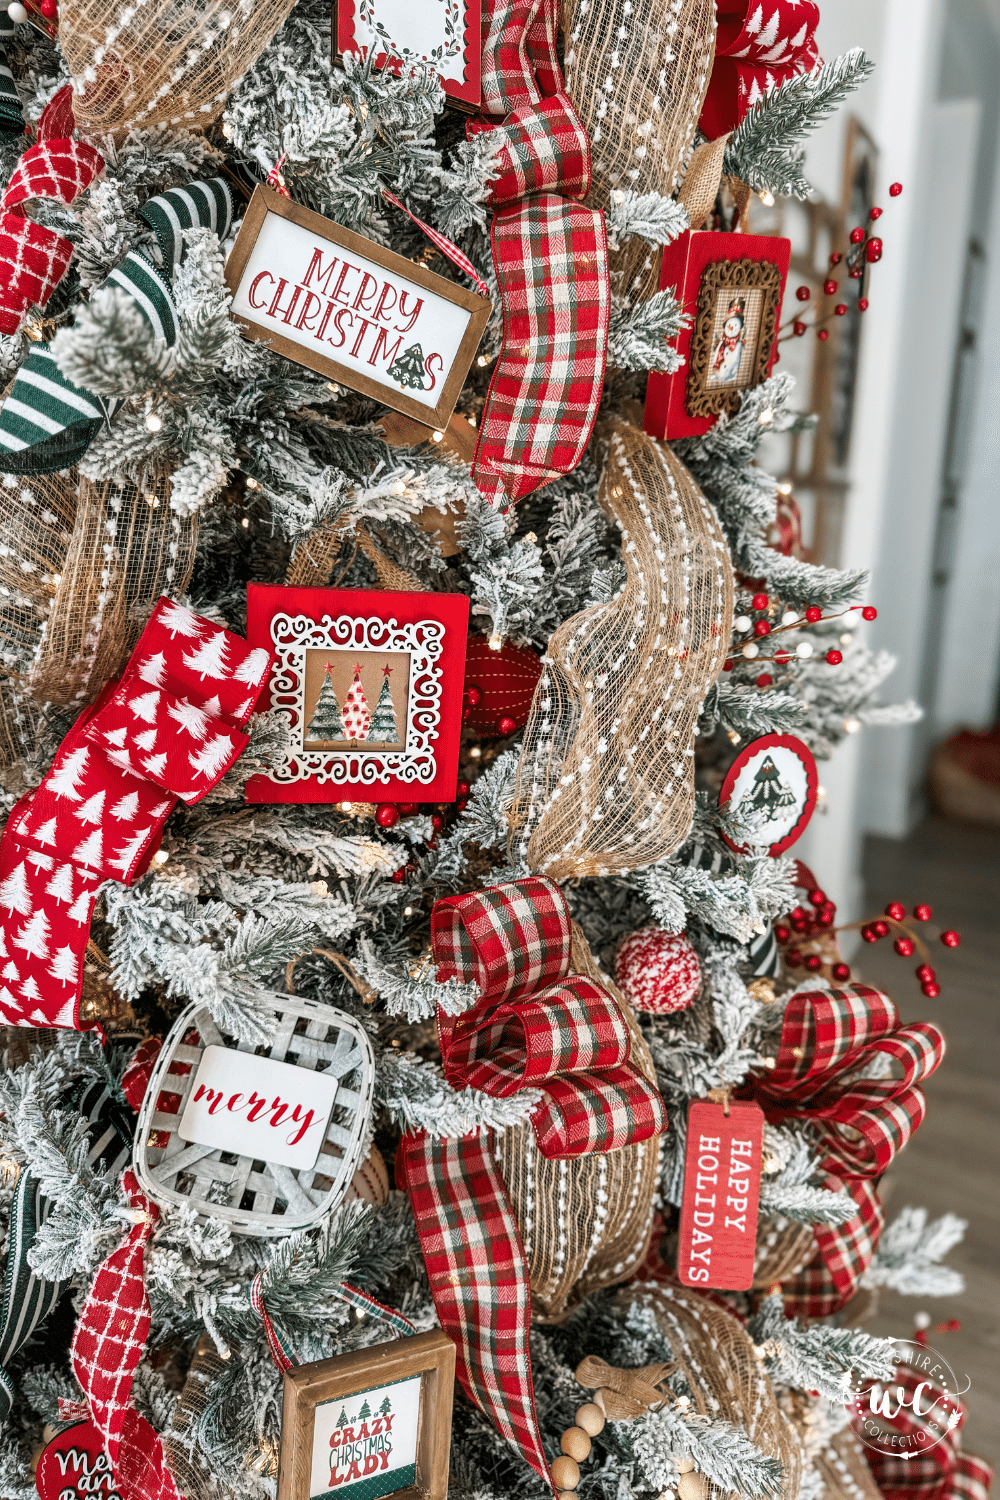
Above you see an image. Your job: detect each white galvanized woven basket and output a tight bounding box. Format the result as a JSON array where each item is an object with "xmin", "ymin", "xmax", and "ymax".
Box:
[{"xmin": 134, "ymin": 993, "xmax": 375, "ymax": 1236}]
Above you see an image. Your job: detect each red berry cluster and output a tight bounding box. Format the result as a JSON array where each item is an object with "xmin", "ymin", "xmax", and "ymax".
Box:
[
  {"xmin": 725, "ymin": 593, "xmax": 878, "ymax": 678},
  {"xmin": 462, "ymin": 681, "xmax": 517, "ymax": 738},
  {"xmin": 774, "ymin": 886, "xmax": 847, "ymax": 976},
  {"xmin": 858, "ymin": 901, "xmax": 960, "ymax": 996},
  {"xmin": 373, "ymin": 782, "xmax": 472, "ymax": 880},
  {"xmin": 785, "ymin": 186, "xmax": 899, "ymax": 344}
]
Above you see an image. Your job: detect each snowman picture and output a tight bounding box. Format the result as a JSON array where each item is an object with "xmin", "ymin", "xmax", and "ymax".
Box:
[{"xmin": 707, "ymin": 295, "xmax": 747, "ymax": 387}]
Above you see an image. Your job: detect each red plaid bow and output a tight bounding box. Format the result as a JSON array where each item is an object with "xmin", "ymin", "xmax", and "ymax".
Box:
[
  {"xmin": 700, "ymin": 1, "xmax": 821, "ymax": 139},
  {"xmin": 854, "ymin": 1364, "xmax": 993, "ymax": 1500},
  {"xmin": 0, "ymin": 598, "xmax": 273, "ymax": 1031},
  {"xmin": 400, "ymin": 877, "xmax": 665, "ymax": 1489},
  {"xmin": 469, "ymin": 0, "xmax": 609, "ymax": 509},
  {"xmin": 71, "ymin": 1171, "xmax": 181, "ymax": 1500},
  {"xmin": 0, "ymin": 89, "xmax": 103, "ymax": 335},
  {"xmin": 749, "ymin": 983, "xmax": 945, "ymax": 1316}
]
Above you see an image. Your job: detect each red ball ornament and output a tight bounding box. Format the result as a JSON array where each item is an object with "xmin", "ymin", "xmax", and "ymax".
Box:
[
  {"xmin": 817, "ymin": 329, "xmax": 830, "ymax": 341},
  {"xmin": 865, "ymin": 237, "xmax": 883, "ymax": 263},
  {"xmin": 465, "ymin": 683, "xmax": 483, "ymax": 708},
  {"xmin": 795, "ymin": 285, "xmax": 811, "ymax": 302},
  {"xmin": 817, "ymin": 905, "xmax": 836, "ymax": 928},
  {"xmin": 774, "ymin": 648, "xmax": 792, "ymax": 663},
  {"xmin": 756, "ymin": 673, "xmax": 773, "ymax": 689},
  {"xmin": 753, "ymin": 620, "xmax": 771, "ymax": 637},
  {"xmin": 823, "ymin": 278, "xmax": 838, "ymax": 295},
  {"xmin": 894, "ymin": 937, "xmax": 915, "ymax": 957},
  {"xmin": 872, "ymin": 919, "xmax": 889, "ymax": 938},
  {"xmin": 825, "ymin": 649, "xmax": 843, "ymax": 665},
  {"xmin": 889, "ymin": 182, "xmax": 903, "ymax": 197},
  {"xmin": 375, "ymin": 802, "xmax": 399, "ymax": 828},
  {"xmin": 921, "ymin": 981, "xmax": 941, "ymax": 998},
  {"xmin": 790, "ymin": 906, "xmax": 806, "ymax": 921},
  {"xmin": 431, "ymin": 812, "xmax": 446, "ymax": 832},
  {"xmin": 913, "ymin": 903, "xmax": 932, "ymax": 921},
  {"xmin": 858, "ymin": 298, "xmax": 870, "ymax": 312},
  {"xmin": 463, "ymin": 636, "xmax": 542, "ymax": 735},
  {"xmin": 774, "ymin": 925, "xmax": 791, "ymax": 943},
  {"xmin": 793, "ymin": 320, "xmax": 807, "ymax": 336},
  {"xmin": 456, "ymin": 781, "xmax": 470, "ymax": 798},
  {"xmin": 804, "ymin": 953, "xmax": 823, "ymax": 972},
  {"xmin": 398, "ymin": 802, "xmax": 419, "ymax": 816},
  {"xmin": 752, "ymin": 592, "xmax": 769, "ymax": 610},
  {"xmin": 832, "ymin": 961, "xmax": 851, "ymax": 982},
  {"xmin": 916, "ymin": 963, "xmax": 936, "ymax": 983},
  {"xmin": 862, "ymin": 605, "xmax": 877, "ymax": 620},
  {"xmin": 885, "ymin": 901, "xmax": 906, "ymax": 920},
  {"xmin": 805, "ymin": 606, "xmax": 823, "ymax": 623},
  {"xmin": 456, "ymin": 795, "xmax": 468, "ymax": 811},
  {"xmin": 940, "ymin": 930, "xmax": 961, "ymax": 948},
  {"xmin": 834, "ymin": 303, "xmax": 848, "ymax": 317},
  {"xmin": 861, "ymin": 926, "xmax": 877, "ymax": 944},
  {"xmin": 614, "ymin": 927, "xmax": 701, "ymax": 1015},
  {"xmin": 39, "ymin": 0, "xmax": 57, "ymax": 13},
  {"xmin": 850, "ymin": 226, "xmax": 865, "ymax": 245},
  {"xmin": 496, "ymin": 715, "xmax": 518, "ymax": 736},
  {"xmin": 869, "ymin": 206, "xmax": 883, "ymax": 221}
]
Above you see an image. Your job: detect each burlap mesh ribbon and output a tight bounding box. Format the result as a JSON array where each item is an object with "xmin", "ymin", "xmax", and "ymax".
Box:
[
  {"xmin": 562, "ymin": 0, "xmax": 717, "ymax": 297},
  {"xmin": 58, "ymin": 0, "xmax": 296, "ymax": 135},
  {"xmin": 509, "ymin": 418, "xmax": 733, "ymax": 880},
  {"xmin": 625, "ymin": 1283, "xmax": 802, "ymax": 1500}
]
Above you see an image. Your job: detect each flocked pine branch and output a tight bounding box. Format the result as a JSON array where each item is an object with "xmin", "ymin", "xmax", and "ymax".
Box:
[
  {"xmin": 605, "ymin": 190, "xmax": 689, "ymax": 250},
  {"xmin": 746, "ymin": 1294, "xmax": 894, "ymax": 1403},
  {"xmin": 860, "ymin": 1207, "xmax": 967, "ymax": 1296},
  {"xmin": 607, "ymin": 290, "xmax": 687, "ymax": 372}
]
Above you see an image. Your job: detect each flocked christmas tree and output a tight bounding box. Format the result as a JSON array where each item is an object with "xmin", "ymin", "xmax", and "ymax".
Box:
[
  {"xmin": 0, "ymin": 5, "xmax": 988, "ymax": 1500},
  {"xmin": 367, "ymin": 665, "xmax": 400, "ymax": 744},
  {"xmin": 306, "ymin": 665, "xmax": 348, "ymax": 742}
]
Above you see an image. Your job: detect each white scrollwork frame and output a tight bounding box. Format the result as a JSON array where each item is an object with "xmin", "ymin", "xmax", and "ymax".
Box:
[{"xmin": 262, "ymin": 612, "xmax": 446, "ymax": 788}]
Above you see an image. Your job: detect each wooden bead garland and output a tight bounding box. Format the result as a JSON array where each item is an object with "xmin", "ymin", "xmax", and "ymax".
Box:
[
  {"xmin": 552, "ymin": 1405, "xmax": 605, "ymax": 1494},
  {"xmin": 562, "ymin": 1365, "xmax": 711, "ymax": 1498}
]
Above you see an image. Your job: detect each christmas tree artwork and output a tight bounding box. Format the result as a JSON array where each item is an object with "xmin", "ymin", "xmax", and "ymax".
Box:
[
  {"xmin": 379, "ymin": 1397, "xmax": 392, "ymax": 1416},
  {"xmin": 341, "ymin": 664, "xmax": 372, "ymax": 743},
  {"xmin": 367, "ymin": 665, "xmax": 400, "ymax": 745},
  {"xmin": 387, "ymin": 342, "xmax": 427, "ymax": 390},
  {"xmin": 358, "ymin": 1399, "xmax": 371, "ymax": 1420},
  {"xmin": 743, "ymin": 755, "xmax": 797, "ymax": 821},
  {"xmin": 306, "ymin": 665, "xmax": 347, "ymax": 742}
]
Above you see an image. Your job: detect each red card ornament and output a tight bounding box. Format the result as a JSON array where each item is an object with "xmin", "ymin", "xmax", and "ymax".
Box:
[
  {"xmin": 35, "ymin": 1422, "xmax": 114, "ymax": 1500},
  {"xmin": 719, "ymin": 733, "xmax": 817, "ymax": 857},
  {"xmin": 644, "ymin": 230, "xmax": 790, "ymax": 441},
  {"xmin": 245, "ymin": 584, "xmax": 469, "ymax": 804},
  {"xmin": 677, "ymin": 1099, "xmax": 763, "ymax": 1290},
  {"xmin": 336, "ymin": 0, "xmax": 482, "ymax": 110}
]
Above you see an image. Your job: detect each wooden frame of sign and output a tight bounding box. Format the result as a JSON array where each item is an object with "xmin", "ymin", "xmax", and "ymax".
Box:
[
  {"xmin": 225, "ymin": 187, "xmax": 491, "ymax": 428},
  {"xmin": 276, "ymin": 1330, "xmax": 456, "ymax": 1500}
]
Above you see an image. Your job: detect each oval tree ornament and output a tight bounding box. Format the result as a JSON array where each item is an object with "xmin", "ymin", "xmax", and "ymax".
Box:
[{"xmin": 719, "ymin": 732, "xmax": 818, "ymax": 857}]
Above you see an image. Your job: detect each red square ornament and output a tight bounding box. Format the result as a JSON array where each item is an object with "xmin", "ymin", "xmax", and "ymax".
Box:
[
  {"xmin": 245, "ymin": 585, "xmax": 469, "ymax": 804},
  {"xmin": 644, "ymin": 231, "xmax": 791, "ymax": 441}
]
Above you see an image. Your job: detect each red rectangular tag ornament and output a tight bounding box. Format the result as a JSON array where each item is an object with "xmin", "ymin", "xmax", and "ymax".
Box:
[{"xmin": 677, "ymin": 1099, "xmax": 764, "ymax": 1291}]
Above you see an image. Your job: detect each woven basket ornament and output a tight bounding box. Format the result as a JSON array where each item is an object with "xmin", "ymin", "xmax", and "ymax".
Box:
[
  {"xmin": 509, "ymin": 418, "xmax": 734, "ymax": 880},
  {"xmin": 58, "ymin": 0, "xmax": 296, "ymax": 135},
  {"xmin": 134, "ymin": 995, "xmax": 374, "ymax": 1236}
]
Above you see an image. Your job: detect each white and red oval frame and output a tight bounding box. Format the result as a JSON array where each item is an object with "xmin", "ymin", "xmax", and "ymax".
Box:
[{"xmin": 719, "ymin": 732, "xmax": 818, "ymax": 857}]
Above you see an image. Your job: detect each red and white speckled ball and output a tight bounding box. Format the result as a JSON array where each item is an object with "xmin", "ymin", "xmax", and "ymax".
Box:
[{"xmin": 614, "ymin": 927, "xmax": 702, "ymax": 1014}]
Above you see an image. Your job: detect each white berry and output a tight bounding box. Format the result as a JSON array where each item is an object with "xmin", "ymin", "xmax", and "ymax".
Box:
[
  {"xmin": 734, "ymin": 615, "xmax": 751, "ymax": 632},
  {"xmin": 7, "ymin": 3, "xmax": 28, "ymax": 21},
  {"xmin": 796, "ymin": 641, "xmax": 813, "ymax": 658},
  {"xmin": 742, "ymin": 642, "xmax": 760, "ymax": 659}
]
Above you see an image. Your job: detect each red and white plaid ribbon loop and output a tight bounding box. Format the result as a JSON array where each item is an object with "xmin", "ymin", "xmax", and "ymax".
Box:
[
  {"xmin": 0, "ymin": 88, "xmax": 103, "ymax": 335},
  {"xmin": 402, "ymin": 877, "xmax": 666, "ymax": 1489},
  {"xmin": 858, "ymin": 1364, "xmax": 993, "ymax": 1500},
  {"xmin": 749, "ymin": 983, "xmax": 945, "ymax": 1316}
]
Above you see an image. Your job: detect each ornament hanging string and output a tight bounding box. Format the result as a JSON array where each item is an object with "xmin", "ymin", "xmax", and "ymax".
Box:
[
  {"xmin": 250, "ymin": 1272, "xmax": 414, "ymax": 1376},
  {"xmin": 382, "ymin": 189, "xmax": 489, "ymax": 297}
]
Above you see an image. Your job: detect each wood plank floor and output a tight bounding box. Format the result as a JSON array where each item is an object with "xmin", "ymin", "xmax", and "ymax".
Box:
[{"xmin": 855, "ymin": 815, "xmax": 999, "ymax": 1463}]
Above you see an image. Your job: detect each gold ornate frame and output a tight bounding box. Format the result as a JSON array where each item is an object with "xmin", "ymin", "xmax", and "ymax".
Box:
[{"xmin": 685, "ymin": 256, "xmax": 784, "ymax": 420}]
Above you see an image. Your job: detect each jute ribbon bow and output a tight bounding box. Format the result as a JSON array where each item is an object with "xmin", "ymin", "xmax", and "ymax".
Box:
[
  {"xmin": 575, "ymin": 1355, "xmax": 675, "ymax": 1420},
  {"xmin": 749, "ymin": 982, "xmax": 945, "ymax": 1317},
  {"xmin": 400, "ymin": 877, "xmax": 666, "ymax": 1491},
  {"xmin": 0, "ymin": 597, "xmax": 273, "ymax": 1032}
]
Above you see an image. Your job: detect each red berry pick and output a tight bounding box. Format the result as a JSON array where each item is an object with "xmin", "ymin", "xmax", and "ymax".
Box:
[
  {"xmin": 756, "ymin": 673, "xmax": 773, "ymax": 688},
  {"xmin": 940, "ymin": 930, "xmax": 961, "ymax": 948},
  {"xmin": 913, "ymin": 903, "xmax": 932, "ymax": 921},
  {"xmin": 889, "ymin": 182, "xmax": 903, "ymax": 197},
  {"xmin": 869, "ymin": 206, "xmax": 883, "ymax": 221},
  {"xmin": 885, "ymin": 901, "xmax": 906, "ymax": 921},
  {"xmin": 805, "ymin": 606, "xmax": 823, "ymax": 623},
  {"xmin": 817, "ymin": 329, "xmax": 829, "ymax": 341},
  {"xmin": 375, "ymin": 803, "xmax": 399, "ymax": 829},
  {"xmin": 865, "ymin": 237, "xmax": 883, "ymax": 263},
  {"xmin": 894, "ymin": 937, "xmax": 915, "ymax": 957},
  {"xmin": 795, "ymin": 285, "xmax": 811, "ymax": 302},
  {"xmin": 752, "ymin": 592, "xmax": 769, "ymax": 610},
  {"xmin": 832, "ymin": 962, "xmax": 851, "ymax": 982},
  {"xmin": 825, "ymin": 649, "xmax": 843, "ymax": 665},
  {"xmin": 823, "ymin": 278, "xmax": 838, "ymax": 295},
  {"xmin": 862, "ymin": 605, "xmax": 877, "ymax": 620},
  {"xmin": 850, "ymin": 226, "xmax": 865, "ymax": 245},
  {"xmin": 793, "ymin": 320, "xmax": 807, "ymax": 336},
  {"xmin": 858, "ymin": 298, "xmax": 870, "ymax": 312}
]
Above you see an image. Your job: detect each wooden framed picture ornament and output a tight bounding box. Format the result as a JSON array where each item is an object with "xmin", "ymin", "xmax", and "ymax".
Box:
[
  {"xmin": 276, "ymin": 1329, "xmax": 455, "ymax": 1500},
  {"xmin": 225, "ymin": 188, "xmax": 491, "ymax": 428},
  {"xmin": 644, "ymin": 231, "xmax": 791, "ymax": 440},
  {"xmin": 335, "ymin": 0, "xmax": 482, "ymax": 111},
  {"xmin": 245, "ymin": 584, "xmax": 470, "ymax": 804},
  {"xmin": 718, "ymin": 733, "xmax": 818, "ymax": 857}
]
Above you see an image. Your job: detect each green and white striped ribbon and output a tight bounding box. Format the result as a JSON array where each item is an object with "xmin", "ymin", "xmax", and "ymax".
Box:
[
  {"xmin": 0, "ymin": 177, "xmax": 232, "ymax": 475},
  {"xmin": 0, "ymin": 17, "xmax": 24, "ymax": 138}
]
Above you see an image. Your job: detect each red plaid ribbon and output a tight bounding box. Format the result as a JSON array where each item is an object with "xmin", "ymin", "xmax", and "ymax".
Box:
[
  {"xmin": 71, "ymin": 1171, "xmax": 180, "ymax": 1500},
  {"xmin": 750, "ymin": 983, "xmax": 945, "ymax": 1316},
  {"xmin": 0, "ymin": 124, "xmax": 103, "ymax": 334},
  {"xmin": 700, "ymin": 1, "xmax": 821, "ymax": 138},
  {"xmin": 854, "ymin": 1364, "xmax": 993, "ymax": 1500},
  {"xmin": 470, "ymin": 0, "xmax": 608, "ymax": 509},
  {"xmin": 402, "ymin": 877, "xmax": 666, "ymax": 1488},
  {"xmin": 0, "ymin": 598, "xmax": 272, "ymax": 1031}
]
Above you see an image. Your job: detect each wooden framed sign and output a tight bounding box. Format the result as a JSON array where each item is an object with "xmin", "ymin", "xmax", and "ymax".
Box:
[
  {"xmin": 225, "ymin": 187, "xmax": 491, "ymax": 428},
  {"xmin": 335, "ymin": 0, "xmax": 482, "ymax": 111},
  {"xmin": 277, "ymin": 1329, "xmax": 456, "ymax": 1500}
]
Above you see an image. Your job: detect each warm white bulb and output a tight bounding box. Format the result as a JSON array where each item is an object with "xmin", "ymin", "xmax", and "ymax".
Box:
[
  {"xmin": 843, "ymin": 716, "xmax": 861, "ymax": 734},
  {"xmin": 432, "ymin": 430, "xmax": 444, "ymax": 443},
  {"xmin": 151, "ymin": 849, "xmax": 169, "ymax": 867},
  {"xmin": 488, "ymin": 632, "xmax": 503, "ymax": 651},
  {"xmin": 759, "ymin": 190, "xmax": 775, "ymax": 207},
  {"xmin": 145, "ymin": 412, "xmax": 162, "ymax": 432},
  {"xmin": 839, "ymin": 631, "xmax": 852, "ymax": 645},
  {"xmin": 758, "ymin": 407, "xmax": 774, "ymax": 425},
  {"xmin": 241, "ymin": 517, "xmax": 250, "ymax": 529}
]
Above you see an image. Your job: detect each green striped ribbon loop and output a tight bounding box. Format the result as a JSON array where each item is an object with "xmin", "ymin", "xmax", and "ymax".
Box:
[
  {"xmin": 105, "ymin": 248, "xmax": 178, "ymax": 347},
  {"xmin": 0, "ymin": 17, "xmax": 24, "ymax": 137},
  {"xmin": 139, "ymin": 177, "xmax": 233, "ymax": 278},
  {"xmin": 0, "ymin": 1171, "xmax": 65, "ymax": 1425}
]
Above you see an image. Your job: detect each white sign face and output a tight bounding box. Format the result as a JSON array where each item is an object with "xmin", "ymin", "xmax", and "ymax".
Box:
[
  {"xmin": 177, "ymin": 1045, "xmax": 338, "ymax": 1172},
  {"xmin": 352, "ymin": 0, "xmax": 470, "ymax": 85},
  {"xmin": 310, "ymin": 1374, "xmax": 422, "ymax": 1500},
  {"xmin": 730, "ymin": 743, "xmax": 810, "ymax": 848},
  {"xmin": 229, "ymin": 210, "xmax": 474, "ymax": 412}
]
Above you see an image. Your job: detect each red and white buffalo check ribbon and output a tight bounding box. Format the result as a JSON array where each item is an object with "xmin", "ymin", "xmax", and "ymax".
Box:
[
  {"xmin": 71, "ymin": 1171, "xmax": 181, "ymax": 1500},
  {"xmin": 400, "ymin": 877, "xmax": 665, "ymax": 1488},
  {"xmin": 750, "ymin": 983, "xmax": 945, "ymax": 1316},
  {"xmin": 860, "ymin": 1364, "xmax": 993, "ymax": 1500},
  {"xmin": 469, "ymin": 0, "xmax": 609, "ymax": 509},
  {"xmin": 0, "ymin": 598, "xmax": 272, "ymax": 1030},
  {"xmin": 0, "ymin": 86, "xmax": 103, "ymax": 335}
]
